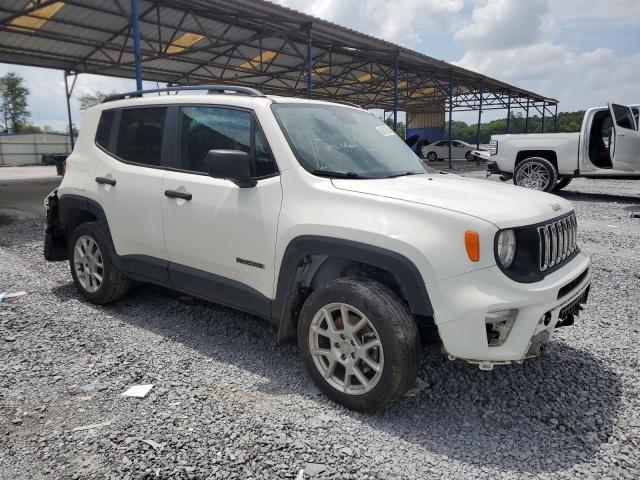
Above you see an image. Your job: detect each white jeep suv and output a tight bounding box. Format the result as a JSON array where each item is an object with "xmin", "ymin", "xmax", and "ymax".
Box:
[{"xmin": 44, "ymin": 85, "xmax": 591, "ymax": 411}]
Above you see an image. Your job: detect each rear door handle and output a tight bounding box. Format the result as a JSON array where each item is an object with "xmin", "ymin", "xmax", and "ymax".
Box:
[
  {"xmin": 164, "ymin": 189, "xmax": 192, "ymax": 201},
  {"xmin": 95, "ymin": 176, "xmax": 116, "ymax": 186}
]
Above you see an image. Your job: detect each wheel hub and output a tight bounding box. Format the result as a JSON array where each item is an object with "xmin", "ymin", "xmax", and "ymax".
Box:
[
  {"xmin": 73, "ymin": 235, "xmax": 104, "ymax": 293},
  {"xmin": 308, "ymin": 302, "xmax": 384, "ymax": 395}
]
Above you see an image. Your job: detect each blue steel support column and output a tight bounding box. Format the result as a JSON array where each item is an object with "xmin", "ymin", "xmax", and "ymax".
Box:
[
  {"xmin": 554, "ymin": 103, "xmax": 558, "ymax": 132},
  {"xmin": 475, "ymin": 83, "xmax": 484, "ymax": 149},
  {"xmin": 448, "ymin": 69, "xmax": 453, "ymax": 170},
  {"xmin": 525, "ymin": 97, "xmax": 530, "ymax": 133},
  {"xmin": 505, "ymin": 92, "xmax": 511, "ymax": 134},
  {"xmin": 64, "ymin": 71, "xmax": 75, "ymax": 150},
  {"xmin": 393, "ymin": 52, "xmax": 399, "ymax": 131},
  {"xmin": 541, "ymin": 100, "xmax": 546, "ymax": 133},
  {"xmin": 131, "ymin": 0, "xmax": 143, "ymax": 91},
  {"xmin": 306, "ymin": 24, "xmax": 312, "ymax": 98}
]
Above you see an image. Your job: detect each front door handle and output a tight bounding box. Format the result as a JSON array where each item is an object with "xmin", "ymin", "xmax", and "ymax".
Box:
[
  {"xmin": 164, "ymin": 189, "xmax": 192, "ymax": 201},
  {"xmin": 95, "ymin": 176, "xmax": 116, "ymax": 186}
]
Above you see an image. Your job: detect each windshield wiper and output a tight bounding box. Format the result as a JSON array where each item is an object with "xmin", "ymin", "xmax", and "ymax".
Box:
[
  {"xmin": 310, "ymin": 169, "xmax": 370, "ymax": 179},
  {"xmin": 385, "ymin": 171, "xmax": 423, "ymax": 179}
]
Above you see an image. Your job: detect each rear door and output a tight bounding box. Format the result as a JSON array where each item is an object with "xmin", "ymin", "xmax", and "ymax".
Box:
[
  {"xmin": 90, "ymin": 106, "xmax": 169, "ymax": 281},
  {"xmin": 161, "ymin": 105, "xmax": 282, "ymax": 312},
  {"xmin": 609, "ymin": 103, "xmax": 640, "ymax": 171}
]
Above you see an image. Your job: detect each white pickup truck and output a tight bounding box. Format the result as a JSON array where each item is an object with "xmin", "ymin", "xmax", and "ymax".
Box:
[{"xmin": 485, "ymin": 103, "xmax": 640, "ymax": 192}]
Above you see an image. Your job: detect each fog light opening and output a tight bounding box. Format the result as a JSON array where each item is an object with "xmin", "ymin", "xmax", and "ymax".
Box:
[{"xmin": 485, "ymin": 309, "xmax": 518, "ymax": 347}]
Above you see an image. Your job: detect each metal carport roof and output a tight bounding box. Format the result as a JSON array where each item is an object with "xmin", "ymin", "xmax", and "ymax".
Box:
[{"xmin": 0, "ymin": 0, "xmax": 557, "ymax": 117}]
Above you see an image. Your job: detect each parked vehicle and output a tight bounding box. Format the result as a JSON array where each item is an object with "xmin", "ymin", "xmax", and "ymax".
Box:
[
  {"xmin": 485, "ymin": 103, "xmax": 640, "ymax": 192},
  {"xmin": 422, "ymin": 140, "xmax": 483, "ymax": 162},
  {"xmin": 43, "ymin": 85, "xmax": 591, "ymax": 411}
]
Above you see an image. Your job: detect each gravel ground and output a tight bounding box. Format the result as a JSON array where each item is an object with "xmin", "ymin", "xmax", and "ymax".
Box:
[{"xmin": 1, "ymin": 173, "xmax": 639, "ymax": 479}]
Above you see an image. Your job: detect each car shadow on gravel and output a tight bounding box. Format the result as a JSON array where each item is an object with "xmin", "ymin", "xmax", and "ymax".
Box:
[
  {"xmin": 557, "ymin": 190, "xmax": 640, "ymax": 205},
  {"xmin": 51, "ymin": 281, "xmax": 622, "ymax": 475}
]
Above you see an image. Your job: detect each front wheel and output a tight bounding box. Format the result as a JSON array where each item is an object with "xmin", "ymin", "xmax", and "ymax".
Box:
[
  {"xmin": 465, "ymin": 151, "xmax": 472, "ymax": 161},
  {"xmin": 426, "ymin": 151, "xmax": 438, "ymax": 162},
  {"xmin": 298, "ymin": 277, "xmax": 421, "ymax": 412},
  {"xmin": 513, "ymin": 157, "xmax": 558, "ymax": 192}
]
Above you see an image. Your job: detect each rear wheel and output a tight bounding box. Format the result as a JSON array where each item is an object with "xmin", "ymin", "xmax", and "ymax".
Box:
[
  {"xmin": 513, "ymin": 157, "xmax": 558, "ymax": 192},
  {"xmin": 426, "ymin": 151, "xmax": 438, "ymax": 162},
  {"xmin": 298, "ymin": 277, "xmax": 421, "ymax": 412},
  {"xmin": 69, "ymin": 222, "xmax": 130, "ymax": 304},
  {"xmin": 554, "ymin": 177, "xmax": 572, "ymax": 191}
]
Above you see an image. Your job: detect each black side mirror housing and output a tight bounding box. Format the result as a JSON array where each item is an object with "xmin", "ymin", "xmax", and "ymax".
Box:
[{"xmin": 205, "ymin": 150, "xmax": 256, "ymax": 188}]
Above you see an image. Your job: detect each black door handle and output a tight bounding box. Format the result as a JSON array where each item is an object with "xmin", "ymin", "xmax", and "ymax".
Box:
[
  {"xmin": 95, "ymin": 176, "xmax": 116, "ymax": 186},
  {"xmin": 164, "ymin": 189, "xmax": 192, "ymax": 201}
]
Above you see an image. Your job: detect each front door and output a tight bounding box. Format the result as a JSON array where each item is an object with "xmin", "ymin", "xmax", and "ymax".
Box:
[
  {"xmin": 161, "ymin": 105, "xmax": 282, "ymax": 313},
  {"xmin": 609, "ymin": 103, "xmax": 640, "ymax": 171}
]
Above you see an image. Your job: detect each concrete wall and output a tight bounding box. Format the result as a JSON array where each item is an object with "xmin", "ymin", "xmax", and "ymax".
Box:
[
  {"xmin": 0, "ymin": 133, "xmax": 72, "ymax": 166},
  {"xmin": 406, "ymin": 101, "xmax": 445, "ymax": 145}
]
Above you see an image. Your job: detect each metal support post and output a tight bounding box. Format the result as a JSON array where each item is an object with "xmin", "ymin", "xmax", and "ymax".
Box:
[
  {"xmin": 448, "ymin": 69, "xmax": 453, "ymax": 170},
  {"xmin": 393, "ymin": 52, "xmax": 399, "ymax": 131},
  {"xmin": 64, "ymin": 71, "xmax": 77, "ymax": 150},
  {"xmin": 475, "ymin": 83, "xmax": 484, "ymax": 149},
  {"xmin": 306, "ymin": 24, "xmax": 312, "ymax": 98},
  {"xmin": 131, "ymin": 0, "xmax": 143, "ymax": 91},
  {"xmin": 506, "ymin": 92, "xmax": 511, "ymax": 134}
]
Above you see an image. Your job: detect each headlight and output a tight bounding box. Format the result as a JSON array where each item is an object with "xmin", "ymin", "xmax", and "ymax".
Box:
[
  {"xmin": 489, "ymin": 139, "xmax": 498, "ymax": 155},
  {"xmin": 496, "ymin": 229, "xmax": 516, "ymax": 268}
]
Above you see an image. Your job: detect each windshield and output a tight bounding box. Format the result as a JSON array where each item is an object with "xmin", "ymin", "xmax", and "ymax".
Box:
[{"xmin": 271, "ymin": 103, "xmax": 429, "ymax": 178}]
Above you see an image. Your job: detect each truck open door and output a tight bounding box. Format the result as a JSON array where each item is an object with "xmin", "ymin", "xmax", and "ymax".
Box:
[{"xmin": 609, "ymin": 103, "xmax": 640, "ymax": 171}]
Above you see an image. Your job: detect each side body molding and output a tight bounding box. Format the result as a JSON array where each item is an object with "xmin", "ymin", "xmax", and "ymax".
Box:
[{"xmin": 273, "ymin": 236, "xmax": 433, "ymax": 342}]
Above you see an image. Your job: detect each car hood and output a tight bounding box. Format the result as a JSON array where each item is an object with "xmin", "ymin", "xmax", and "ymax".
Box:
[{"xmin": 331, "ymin": 173, "xmax": 573, "ymax": 229}]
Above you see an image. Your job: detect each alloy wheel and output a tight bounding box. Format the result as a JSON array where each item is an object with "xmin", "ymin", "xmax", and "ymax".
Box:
[
  {"xmin": 73, "ymin": 235, "xmax": 104, "ymax": 293},
  {"xmin": 516, "ymin": 162, "xmax": 551, "ymax": 190},
  {"xmin": 308, "ymin": 302, "xmax": 384, "ymax": 395}
]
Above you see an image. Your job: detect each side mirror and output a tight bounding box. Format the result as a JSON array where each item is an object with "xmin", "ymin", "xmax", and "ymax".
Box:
[{"xmin": 206, "ymin": 150, "xmax": 256, "ymax": 188}]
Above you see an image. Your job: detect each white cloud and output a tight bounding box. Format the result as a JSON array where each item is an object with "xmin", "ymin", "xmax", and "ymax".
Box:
[
  {"xmin": 454, "ymin": 0, "xmax": 550, "ymax": 50},
  {"xmin": 275, "ymin": 0, "xmax": 464, "ymax": 47},
  {"xmin": 452, "ymin": 0, "xmax": 640, "ymax": 115},
  {"xmin": 456, "ymin": 44, "xmax": 640, "ymax": 111}
]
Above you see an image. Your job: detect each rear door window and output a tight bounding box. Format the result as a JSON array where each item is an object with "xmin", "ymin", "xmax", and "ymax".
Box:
[{"xmin": 114, "ymin": 107, "xmax": 167, "ymax": 166}]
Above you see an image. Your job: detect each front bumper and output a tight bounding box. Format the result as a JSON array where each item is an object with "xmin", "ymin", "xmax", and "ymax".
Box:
[{"xmin": 427, "ymin": 251, "xmax": 590, "ymax": 366}]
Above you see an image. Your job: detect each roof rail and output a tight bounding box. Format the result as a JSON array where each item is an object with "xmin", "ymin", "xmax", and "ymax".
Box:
[{"xmin": 102, "ymin": 85, "xmax": 265, "ymax": 103}]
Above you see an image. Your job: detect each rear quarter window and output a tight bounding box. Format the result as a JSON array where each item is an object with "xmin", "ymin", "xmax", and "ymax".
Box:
[{"xmin": 95, "ymin": 110, "xmax": 115, "ymax": 150}]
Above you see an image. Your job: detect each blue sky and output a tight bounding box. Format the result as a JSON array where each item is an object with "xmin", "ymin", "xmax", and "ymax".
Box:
[{"xmin": 1, "ymin": 0, "xmax": 638, "ymax": 130}]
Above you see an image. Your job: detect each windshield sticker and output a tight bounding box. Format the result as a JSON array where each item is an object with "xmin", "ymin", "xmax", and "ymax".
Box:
[{"xmin": 376, "ymin": 125, "xmax": 396, "ymax": 137}]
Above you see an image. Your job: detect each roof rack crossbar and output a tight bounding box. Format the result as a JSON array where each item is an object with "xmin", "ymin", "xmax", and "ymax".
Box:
[{"xmin": 102, "ymin": 85, "xmax": 265, "ymax": 103}]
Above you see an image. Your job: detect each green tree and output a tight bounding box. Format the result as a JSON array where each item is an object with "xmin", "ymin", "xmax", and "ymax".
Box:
[
  {"xmin": 385, "ymin": 117, "xmax": 406, "ymax": 139},
  {"xmin": 0, "ymin": 72, "xmax": 30, "ymax": 133},
  {"xmin": 79, "ymin": 91, "xmax": 114, "ymax": 111},
  {"xmin": 20, "ymin": 123, "xmax": 43, "ymax": 133}
]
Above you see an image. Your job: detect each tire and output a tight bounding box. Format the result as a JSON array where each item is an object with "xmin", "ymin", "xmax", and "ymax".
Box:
[
  {"xmin": 465, "ymin": 151, "xmax": 471, "ymax": 161},
  {"xmin": 68, "ymin": 221, "xmax": 130, "ymax": 304},
  {"xmin": 513, "ymin": 157, "xmax": 558, "ymax": 192},
  {"xmin": 298, "ymin": 277, "xmax": 421, "ymax": 412},
  {"xmin": 426, "ymin": 151, "xmax": 438, "ymax": 162},
  {"xmin": 553, "ymin": 177, "xmax": 572, "ymax": 191}
]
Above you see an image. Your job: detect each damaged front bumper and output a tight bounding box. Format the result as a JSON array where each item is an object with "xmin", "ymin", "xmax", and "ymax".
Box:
[{"xmin": 428, "ymin": 252, "xmax": 591, "ymax": 370}]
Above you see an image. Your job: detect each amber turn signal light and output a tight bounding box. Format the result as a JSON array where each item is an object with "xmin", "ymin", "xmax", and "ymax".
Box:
[{"xmin": 465, "ymin": 230, "xmax": 480, "ymax": 262}]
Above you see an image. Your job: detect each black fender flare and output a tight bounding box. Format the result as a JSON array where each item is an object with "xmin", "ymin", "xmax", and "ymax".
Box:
[{"xmin": 273, "ymin": 236, "xmax": 433, "ymax": 342}]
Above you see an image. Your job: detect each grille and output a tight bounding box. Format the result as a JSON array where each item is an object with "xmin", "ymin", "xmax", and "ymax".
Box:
[{"xmin": 537, "ymin": 213, "xmax": 578, "ymax": 272}]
